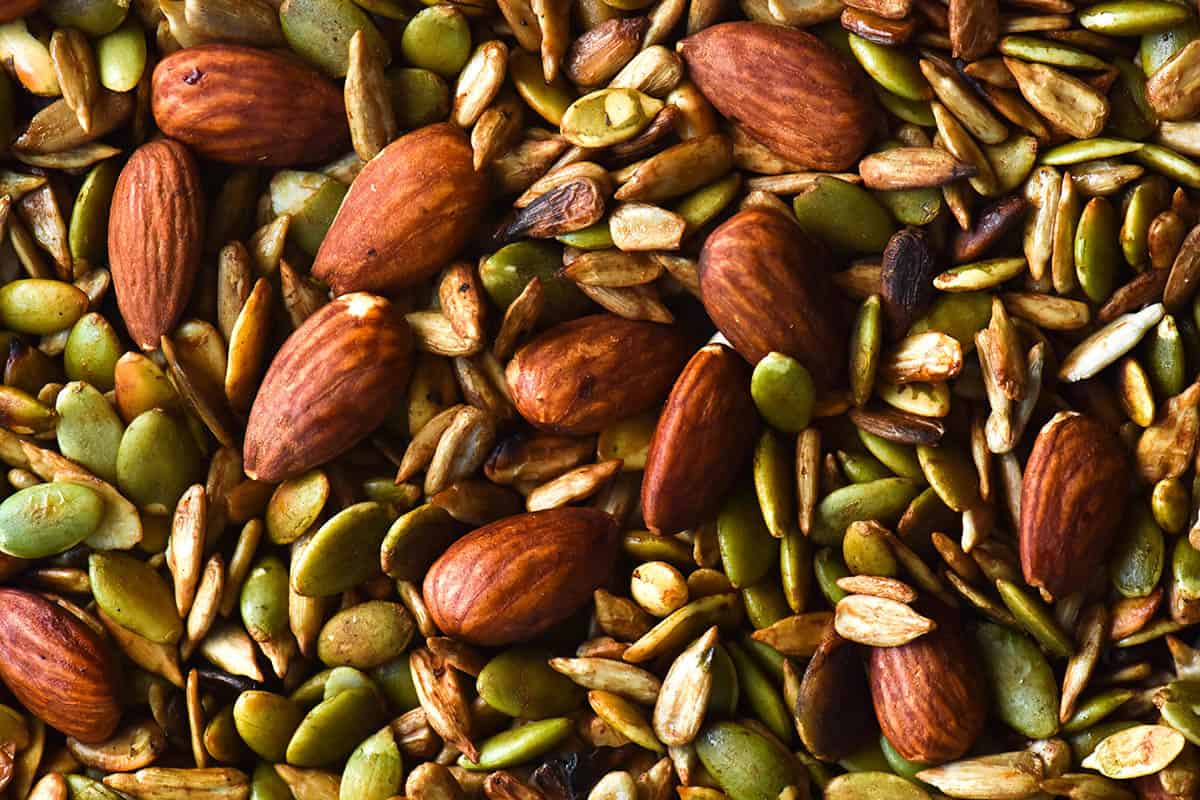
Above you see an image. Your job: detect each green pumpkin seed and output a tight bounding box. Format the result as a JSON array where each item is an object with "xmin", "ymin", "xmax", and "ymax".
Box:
[
  {"xmin": 372, "ymin": 658, "xmax": 421, "ymax": 713},
  {"xmin": 1141, "ymin": 21, "xmax": 1200, "ymax": 75},
  {"xmin": 751, "ymin": 353, "xmax": 814, "ymax": 433},
  {"xmin": 597, "ymin": 411, "xmax": 657, "ymax": 471},
  {"xmin": 0, "ymin": 482, "xmax": 103, "ymax": 558},
  {"xmin": 1152, "ymin": 477, "xmax": 1189, "ymax": 533},
  {"xmin": 561, "ymin": 88, "xmax": 661, "ymax": 148},
  {"xmin": 234, "ymin": 692, "xmax": 306, "ymax": 762},
  {"xmin": 717, "ymin": 482, "xmax": 778, "ymax": 588},
  {"xmin": 43, "ymin": 0, "xmax": 128, "ymax": 36},
  {"xmin": 252, "ymin": 761, "xmax": 295, "ymax": 800},
  {"xmin": 0, "ymin": 278, "xmax": 88, "ymax": 335},
  {"xmin": 459, "ymin": 717, "xmax": 574, "ymax": 770},
  {"xmin": 999, "ymin": 35, "xmax": 1109, "ymax": 71},
  {"xmin": 380, "ymin": 503, "xmax": 465, "ymax": 582},
  {"xmin": 742, "ymin": 581, "xmax": 790, "ymax": 629},
  {"xmin": 266, "ymin": 470, "xmax": 330, "ymax": 545},
  {"xmin": 116, "ymin": 409, "xmax": 202, "ymax": 514},
  {"xmin": 984, "ymin": 133, "xmax": 1040, "ymax": 194},
  {"xmin": 388, "ymin": 67, "xmax": 451, "ymax": 130},
  {"xmin": 1121, "ymin": 176, "xmax": 1170, "ymax": 268},
  {"xmin": 317, "ymin": 601, "xmax": 415, "ymax": 669},
  {"xmin": 1075, "ymin": 197, "xmax": 1120, "ymax": 304},
  {"xmin": 66, "ymin": 774, "xmax": 124, "ymax": 800},
  {"xmin": 754, "ymin": 430, "xmax": 796, "ymax": 539},
  {"xmin": 68, "ymin": 160, "xmax": 120, "ymax": 269},
  {"xmin": 675, "ymin": 173, "xmax": 741, "ymax": 234},
  {"xmin": 814, "ymin": 548, "xmax": 851, "ymax": 605},
  {"xmin": 1041, "ymin": 138, "xmax": 1144, "ymax": 166},
  {"xmin": 1144, "ymin": 314, "xmax": 1187, "ymax": 398},
  {"xmin": 286, "ymin": 688, "xmax": 385, "ymax": 767},
  {"xmin": 269, "ymin": 171, "xmax": 349, "ymax": 257},
  {"xmin": 509, "ymin": 50, "xmax": 576, "ymax": 126},
  {"xmin": 1109, "ymin": 56, "xmax": 1158, "ymax": 141},
  {"xmin": 842, "ymin": 521, "xmax": 898, "ymax": 577},
  {"xmin": 478, "ymin": 648, "xmax": 584, "ymax": 719},
  {"xmin": 849, "ymin": 296, "xmax": 882, "ymax": 408},
  {"xmin": 55, "ymin": 381, "xmax": 123, "ymax": 482},
  {"xmin": 908, "ymin": 291, "xmax": 993, "ymax": 349},
  {"xmin": 64, "ymin": 313, "xmax": 122, "ymax": 393},
  {"xmin": 915, "ymin": 443, "xmax": 979, "ymax": 512},
  {"xmin": 95, "ymin": 18, "xmax": 146, "ymax": 92},
  {"xmin": 1110, "ymin": 505, "xmax": 1166, "ymax": 598},
  {"xmin": 340, "ymin": 727, "xmax": 403, "ymax": 800},
  {"xmin": 726, "ymin": 641, "xmax": 792, "ymax": 743},
  {"xmin": 89, "ymin": 551, "xmax": 182, "ymax": 645},
  {"xmin": 324, "ymin": 666, "xmax": 383, "ymax": 702},
  {"xmin": 879, "ymin": 736, "xmax": 927, "ymax": 781},
  {"xmin": 975, "ymin": 621, "xmax": 1059, "ymax": 739},
  {"xmin": 623, "ymin": 529, "xmax": 695, "ymax": 566},
  {"xmin": 291, "ymin": 502, "xmax": 392, "ymax": 597},
  {"xmin": 280, "ymin": 0, "xmax": 390, "ymax": 78},
  {"xmin": 856, "ymin": 429, "xmax": 923, "ymax": 480},
  {"xmin": 875, "ymin": 87, "xmax": 935, "ymax": 126},
  {"xmin": 708, "ymin": 644, "xmax": 740, "ymax": 716},
  {"xmin": 824, "ymin": 772, "xmax": 930, "ymax": 800},
  {"xmin": 1172, "ymin": 534, "xmax": 1200, "ymax": 606},
  {"xmin": 780, "ymin": 529, "xmax": 812, "ymax": 614},
  {"xmin": 837, "ymin": 451, "xmax": 891, "ymax": 484},
  {"xmin": 1081, "ymin": 0, "xmax": 1194, "ymax": 36},
  {"xmin": 793, "ymin": 176, "xmax": 896, "ymax": 255},
  {"xmin": 556, "ymin": 220, "xmax": 614, "ymax": 250},
  {"xmin": 241, "ymin": 555, "xmax": 290, "ymax": 643},
  {"xmin": 695, "ymin": 721, "xmax": 800, "ymax": 800},
  {"xmin": 1061, "ymin": 688, "xmax": 1135, "ymax": 734},
  {"xmin": 994, "ymin": 578, "xmax": 1074, "ymax": 658},
  {"xmin": 847, "ymin": 34, "xmax": 929, "ymax": 102},
  {"xmin": 810, "ymin": 478, "xmax": 921, "ymax": 546},
  {"xmin": 480, "ymin": 241, "xmax": 590, "ymax": 324},
  {"xmin": 400, "ymin": 6, "xmax": 471, "ymax": 78},
  {"xmin": 1136, "ymin": 143, "xmax": 1200, "ymax": 189}
]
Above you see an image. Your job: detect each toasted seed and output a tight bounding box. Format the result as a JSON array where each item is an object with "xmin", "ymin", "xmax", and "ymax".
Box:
[
  {"xmin": 1082, "ymin": 725, "xmax": 1186, "ymax": 779},
  {"xmin": 833, "ymin": 594, "xmax": 936, "ymax": 646},
  {"xmin": 921, "ymin": 58, "xmax": 1008, "ymax": 145},
  {"xmin": 1059, "ymin": 303, "xmax": 1166, "ymax": 382},
  {"xmin": 860, "ymin": 148, "xmax": 975, "ymax": 190},
  {"xmin": 1006, "ymin": 57, "xmax": 1110, "ymax": 139},
  {"xmin": 652, "ymin": 626, "xmax": 717, "ymax": 746}
]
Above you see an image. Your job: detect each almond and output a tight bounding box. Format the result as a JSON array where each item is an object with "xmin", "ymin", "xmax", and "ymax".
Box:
[
  {"xmin": 506, "ymin": 313, "xmax": 692, "ymax": 435},
  {"xmin": 0, "ymin": 0, "xmax": 39, "ymax": 22},
  {"xmin": 868, "ymin": 606, "xmax": 986, "ymax": 764},
  {"xmin": 699, "ymin": 208, "xmax": 846, "ymax": 387},
  {"xmin": 108, "ymin": 139, "xmax": 203, "ymax": 351},
  {"xmin": 312, "ymin": 124, "xmax": 488, "ymax": 295},
  {"xmin": 1020, "ymin": 411, "xmax": 1130, "ymax": 599},
  {"xmin": 151, "ymin": 44, "xmax": 348, "ymax": 166},
  {"xmin": 423, "ymin": 507, "xmax": 620, "ymax": 645},
  {"xmin": 642, "ymin": 344, "xmax": 758, "ymax": 534},
  {"xmin": 0, "ymin": 589, "xmax": 121, "ymax": 743},
  {"xmin": 678, "ymin": 22, "xmax": 879, "ymax": 170},
  {"xmin": 244, "ymin": 293, "xmax": 413, "ymax": 482}
]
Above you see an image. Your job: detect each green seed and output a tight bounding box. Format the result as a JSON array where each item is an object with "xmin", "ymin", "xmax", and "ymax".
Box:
[
  {"xmin": 0, "ymin": 278, "xmax": 88, "ymax": 335},
  {"xmin": 824, "ymin": 772, "xmax": 930, "ymax": 800},
  {"xmin": 234, "ymin": 691, "xmax": 306, "ymax": 763},
  {"xmin": 388, "ymin": 68, "xmax": 452, "ymax": 130},
  {"xmin": 477, "ymin": 648, "xmax": 584, "ymax": 719},
  {"xmin": 708, "ymin": 644, "xmax": 740, "ymax": 716},
  {"xmin": 793, "ymin": 176, "xmax": 896, "ymax": 255},
  {"xmin": 1080, "ymin": 0, "xmax": 1194, "ymax": 36},
  {"xmin": 480, "ymin": 241, "xmax": 590, "ymax": 324},
  {"xmin": 1110, "ymin": 504, "xmax": 1166, "ymax": 598},
  {"xmin": 998, "ymin": 35, "xmax": 1109, "ymax": 71},
  {"xmin": 837, "ymin": 450, "xmax": 891, "ymax": 484},
  {"xmin": 95, "ymin": 18, "xmax": 146, "ymax": 92},
  {"xmin": 717, "ymin": 482, "xmax": 778, "ymax": 588},
  {"xmin": 280, "ymin": 0, "xmax": 390, "ymax": 78},
  {"xmin": 55, "ymin": 380, "xmax": 124, "ymax": 483},
  {"xmin": 984, "ymin": 133, "xmax": 1040, "ymax": 194},
  {"xmin": 879, "ymin": 736, "xmax": 927, "ymax": 781},
  {"xmin": 675, "ymin": 174, "xmax": 742, "ymax": 234},
  {"xmin": 0, "ymin": 482, "xmax": 103, "ymax": 559},
  {"xmin": 324, "ymin": 666, "xmax": 382, "ymax": 702},
  {"xmin": 1109, "ymin": 57, "xmax": 1159, "ymax": 141},
  {"xmin": 116, "ymin": 409, "xmax": 202, "ymax": 514},
  {"xmin": 400, "ymin": 6, "xmax": 471, "ymax": 78},
  {"xmin": 380, "ymin": 503, "xmax": 465, "ymax": 582},
  {"xmin": 69, "ymin": 160, "xmax": 120, "ymax": 268},
  {"xmin": 64, "ymin": 313, "xmax": 123, "ymax": 392},
  {"xmin": 856, "ymin": 429, "xmax": 923, "ymax": 480},
  {"xmin": 509, "ymin": 50, "xmax": 576, "ymax": 126},
  {"xmin": 241, "ymin": 555, "xmax": 291, "ymax": 643},
  {"xmin": 874, "ymin": 87, "xmax": 935, "ymax": 126},
  {"xmin": 1075, "ymin": 196, "xmax": 1120, "ymax": 304},
  {"xmin": 1144, "ymin": 314, "xmax": 1187, "ymax": 398},
  {"xmin": 1136, "ymin": 143, "xmax": 1200, "ymax": 189},
  {"xmin": 975, "ymin": 621, "xmax": 1060, "ymax": 739},
  {"xmin": 847, "ymin": 34, "xmax": 930, "ymax": 102},
  {"xmin": 751, "ymin": 352, "xmax": 815, "ymax": 433},
  {"xmin": 814, "ymin": 548, "xmax": 851, "ymax": 605},
  {"xmin": 780, "ymin": 529, "xmax": 812, "ymax": 614},
  {"xmin": 842, "ymin": 522, "xmax": 898, "ymax": 577},
  {"xmin": 561, "ymin": 88, "xmax": 660, "ymax": 148},
  {"xmin": 372, "ymin": 658, "xmax": 421, "ymax": 713},
  {"xmin": 252, "ymin": 761, "xmax": 295, "ymax": 800},
  {"xmin": 1041, "ymin": 138, "xmax": 1144, "ymax": 166},
  {"xmin": 340, "ymin": 728, "xmax": 404, "ymax": 800},
  {"xmin": 1172, "ymin": 534, "xmax": 1200, "ymax": 608},
  {"xmin": 1120, "ymin": 175, "xmax": 1170, "ymax": 269},
  {"xmin": 89, "ymin": 551, "xmax": 182, "ymax": 645},
  {"xmin": 286, "ymin": 688, "xmax": 385, "ymax": 767},
  {"xmin": 742, "ymin": 581, "xmax": 790, "ymax": 629},
  {"xmin": 291, "ymin": 502, "xmax": 392, "ymax": 597},
  {"xmin": 726, "ymin": 641, "xmax": 792, "ymax": 743},
  {"xmin": 43, "ymin": 0, "xmax": 128, "ymax": 36},
  {"xmin": 695, "ymin": 721, "xmax": 801, "ymax": 800},
  {"xmin": 1061, "ymin": 688, "xmax": 1135, "ymax": 733},
  {"xmin": 908, "ymin": 291, "xmax": 993, "ymax": 349},
  {"xmin": 810, "ymin": 478, "xmax": 921, "ymax": 546},
  {"xmin": 753, "ymin": 430, "xmax": 797, "ymax": 539},
  {"xmin": 995, "ymin": 579, "xmax": 1074, "ymax": 658},
  {"xmin": 849, "ymin": 296, "xmax": 882, "ymax": 407},
  {"xmin": 460, "ymin": 717, "xmax": 574, "ymax": 770},
  {"xmin": 269, "ymin": 171, "xmax": 349, "ymax": 257},
  {"xmin": 317, "ymin": 601, "xmax": 415, "ymax": 669},
  {"xmin": 1152, "ymin": 477, "xmax": 1190, "ymax": 534},
  {"xmin": 266, "ymin": 470, "xmax": 330, "ymax": 545}
]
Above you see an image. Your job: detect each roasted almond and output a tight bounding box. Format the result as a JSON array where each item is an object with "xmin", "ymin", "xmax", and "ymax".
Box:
[
  {"xmin": 699, "ymin": 208, "xmax": 846, "ymax": 387},
  {"xmin": 1020, "ymin": 411, "xmax": 1130, "ymax": 599},
  {"xmin": 312, "ymin": 124, "xmax": 489, "ymax": 295},
  {"xmin": 244, "ymin": 293, "xmax": 413, "ymax": 482},
  {"xmin": 0, "ymin": 588, "xmax": 121, "ymax": 743},
  {"xmin": 151, "ymin": 44, "xmax": 348, "ymax": 165},
  {"xmin": 642, "ymin": 344, "xmax": 759, "ymax": 534},
  {"xmin": 108, "ymin": 139, "xmax": 204, "ymax": 351},
  {"xmin": 423, "ymin": 507, "xmax": 620, "ymax": 645},
  {"xmin": 678, "ymin": 22, "xmax": 879, "ymax": 170},
  {"xmin": 506, "ymin": 313, "xmax": 691, "ymax": 434}
]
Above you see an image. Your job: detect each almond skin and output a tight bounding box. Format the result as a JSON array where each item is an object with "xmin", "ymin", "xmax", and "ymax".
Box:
[
  {"xmin": 1020, "ymin": 411, "xmax": 1130, "ymax": 599},
  {"xmin": 152, "ymin": 44, "xmax": 348, "ymax": 165},
  {"xmin": 0, "ymin": 589, "xmax": 121, "ymax": 743},
  {"xmin": 108, "ymin": 139, "xmax": 203, "ymax": 351},
  {"xmin": 868, "ymin": 608, "xmax": 986, "ymax": 764},
  {"xmin": 423, "ymin": 508, "xmax": 620, "ymax": 645},
  {"xmin": 244, "ymin": 293, "xmax": 413, "ymax": 482},
  {"xmin": 312, "ymin": 124, "xmax": 489, "ymax": 295},
  {"xmin": 506, "ymin": 314, "xmax": 692, "ymax": 435},
  {"xmin": 0, "ymin": 0, "xmax": 39, "ymax": 22},
  {"xmin": 642, "ymin": 344, "xmax": 758, "ymax": 534},
  {"xmin": 699, "ymin": 208, "xmax": 846, "ymax": 387},
  {"xmin": 678, "ymin": 22, "xmax": 879, "ymax": 170}
]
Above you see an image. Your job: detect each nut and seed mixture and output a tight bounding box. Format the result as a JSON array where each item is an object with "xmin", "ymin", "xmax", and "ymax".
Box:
[{"xmin": 9, "ymin": 0, "xmax": 1200, "ymax": 799}]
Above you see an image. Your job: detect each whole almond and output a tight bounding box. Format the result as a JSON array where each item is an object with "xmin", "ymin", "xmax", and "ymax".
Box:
[
  {"xmin": 868, "ymin": 607, "xmax": 986, "ymax": 763},
  {"xmin": 312, "ymin": 124, "xmax": 489, "ymax": 295},
  {"xmin": 1020, "ymin": 411, "xmax": 1129, "ymax": 599},
  {"xmin": 0, "ymin": 589, "xmax": 121, "ymax": 743},
  {"xmin": 423, "ymin": 508, "xmax": 620, "ymax": 645},
  {"xmin": 678, "ymin": 22, "xmax": 879, "ymax": 170},
  {"xmin": 642, "ymin": 344, "xmax": 758, "ymax": 534},
  {"xmin": 151, "ymin": 44, "xmax": 348, "ymax": 165},
  {"xmin": 244, "ymin": 293, "xmax": 413, "ymax": 482},
  {"xmin": 108, "ymin": 139, "xmax": 203, "ymax": 351},
  {"xmin": 699, "ymin": 208, "xmax": 846, "ymax": 387},
  {"xmin": 506, "ymin": 314, "xmax": 691, "ymax": 434}
]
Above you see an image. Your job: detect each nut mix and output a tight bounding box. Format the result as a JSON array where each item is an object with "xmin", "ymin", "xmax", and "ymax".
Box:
[{"xmin": 13, "ymin": 1, "xmax": 1200, "ymax": 800}]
